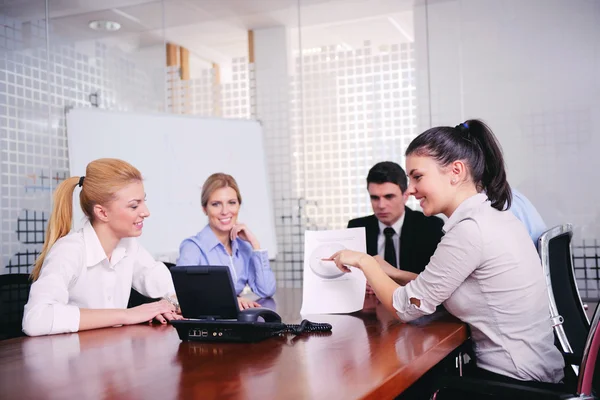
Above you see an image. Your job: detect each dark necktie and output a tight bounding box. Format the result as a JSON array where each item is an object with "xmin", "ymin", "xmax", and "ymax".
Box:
[{"xmin": 383, "ymin": 227, "xmax": 397, "ymax": 268}]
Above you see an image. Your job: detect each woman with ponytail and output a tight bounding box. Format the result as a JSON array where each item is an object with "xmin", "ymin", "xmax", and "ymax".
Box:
[
  {"xmin": 327, "ymin": 120, "xmax": 564, "ymax": 384},
  {"xmin": 23, "ymin": 158, "xmax": 182, "ymax": 337}
]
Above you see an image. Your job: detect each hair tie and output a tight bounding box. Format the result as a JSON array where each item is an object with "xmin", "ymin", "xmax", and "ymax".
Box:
[
  {"xmin": 78, "ymin": 176, "xmax": 85, "ymax": 187},
  {"xmin": 454, "ymin": 122, "xmax": 474, "ymax": 144},
  {"xmin": 455, "ymin": 122, "xmax": 469, "ymax": 133}
]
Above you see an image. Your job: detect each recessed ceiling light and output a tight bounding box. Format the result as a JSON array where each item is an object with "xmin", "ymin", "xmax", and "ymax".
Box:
[{"xmin": 88, "ymin": 20, "xmax": 121, "ymax": 32}]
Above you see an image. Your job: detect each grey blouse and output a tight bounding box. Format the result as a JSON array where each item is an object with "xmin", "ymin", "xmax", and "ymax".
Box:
[{"xmin": 392, "ymin": 193, "xmax": 564, "ymax": 383}]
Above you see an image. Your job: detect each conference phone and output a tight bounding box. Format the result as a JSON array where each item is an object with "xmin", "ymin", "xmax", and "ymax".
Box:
[{"xmin": 169, "ymin": 266, "xmax": 331, "ymax": 343}]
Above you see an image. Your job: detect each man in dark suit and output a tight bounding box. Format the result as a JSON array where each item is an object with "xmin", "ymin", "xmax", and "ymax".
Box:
[{"xmin": 347, "ymin": 161, "xmax": 444, "ymax": 275}]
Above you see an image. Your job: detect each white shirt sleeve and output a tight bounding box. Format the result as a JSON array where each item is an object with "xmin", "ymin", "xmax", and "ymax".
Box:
[
  {"xmin": 131, "ymin": 242, "xmax": 176, "ymax": 299},
  {"xmin": 392, "ymin": 218, "xmax": 483, "ymax": 321},
  {"xmin": 22, "ymin": 241, "xmax": 83, "ymax": 336}
]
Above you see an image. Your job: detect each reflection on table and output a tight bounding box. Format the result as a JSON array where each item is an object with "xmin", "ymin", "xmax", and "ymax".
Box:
[{"xmin": 0, "ymin": 288, "xmax": 467, "ymax": 400}]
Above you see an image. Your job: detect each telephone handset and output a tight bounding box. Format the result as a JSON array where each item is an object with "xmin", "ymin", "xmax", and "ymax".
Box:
[
  {"xmin": 238, "ymin": 308, "xmax": 282, "ymax": 323},
  {"xmin": 237, "ymin": 307, "xmax": 331, "ymax": 334}
]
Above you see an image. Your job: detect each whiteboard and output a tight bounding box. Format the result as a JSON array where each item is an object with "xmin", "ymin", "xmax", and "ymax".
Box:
[{"xmin": 66, "ymin": 108, "xmax": 277, "ymax": 261}]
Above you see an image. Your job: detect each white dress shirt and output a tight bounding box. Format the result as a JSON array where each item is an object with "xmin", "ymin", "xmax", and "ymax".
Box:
[
  {"xmin": 23, "ymin": 221, "xmax": 176, "ymax": 337},
  {"xmin": 392, "ymin": 193, "xmax": 564, "ymax": 383},
  {"xmin": 377, "ymin": 213, "xmax": 405, "ymax": 265}
]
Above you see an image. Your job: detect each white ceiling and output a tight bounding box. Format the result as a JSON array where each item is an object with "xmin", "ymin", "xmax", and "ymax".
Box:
[{"xmin": 1, "ymin": 0, "xmax": 416, "ymax": 63}]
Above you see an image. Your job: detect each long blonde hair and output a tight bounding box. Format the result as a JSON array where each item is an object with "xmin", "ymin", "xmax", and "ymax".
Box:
[{"xmin": 31, "ymin": 158, "xmax": 142, "ymax": 280}]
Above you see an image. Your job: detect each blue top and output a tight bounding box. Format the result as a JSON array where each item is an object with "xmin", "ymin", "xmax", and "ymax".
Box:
[
  {"xmin": 176, "ymin": 225, "xmax": 276, "ymax": 298},
  {"xmin": 509, "ymin": 188, "xmax": 547, "ymax": 246}
]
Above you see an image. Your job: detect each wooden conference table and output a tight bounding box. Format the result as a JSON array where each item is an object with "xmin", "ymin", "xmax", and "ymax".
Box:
[{"xmin": 0, "ymin": 289, "xmax": 467, "ymax": 400}]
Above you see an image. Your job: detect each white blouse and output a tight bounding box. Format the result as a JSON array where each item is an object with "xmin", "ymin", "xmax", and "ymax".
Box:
[
  {"xmin": 392, "ymin": 193, "xmax": 564, "ymax": 383},
  {"xmin": 23, "ymin": 221, "xmax": 175, "ymax": 336}
]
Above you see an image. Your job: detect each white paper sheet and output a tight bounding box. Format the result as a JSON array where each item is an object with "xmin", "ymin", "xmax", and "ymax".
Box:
[{"xmin": 300, "ymin": 227, "xmax": 367, "ymax": 315}]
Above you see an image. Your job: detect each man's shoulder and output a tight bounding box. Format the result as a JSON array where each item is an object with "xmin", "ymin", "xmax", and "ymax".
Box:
[
  {"xmin": 347, "ymin": 214, "xmax": 377, "ymax": 228},
  {"xmin": 405, "ymin": 208, "xmax": 444, "ymax": 229}
]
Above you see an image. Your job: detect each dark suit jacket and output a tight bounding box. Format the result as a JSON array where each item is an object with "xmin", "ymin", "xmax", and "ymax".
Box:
[{"xmin": 347, "ymin": 207, "xmax": 444, "ymax": 274}]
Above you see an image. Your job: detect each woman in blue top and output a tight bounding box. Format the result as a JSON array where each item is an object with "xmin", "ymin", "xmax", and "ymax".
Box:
[{"xmin": 177, "ymin": 173, "xmax": 276, "ymax": 308}]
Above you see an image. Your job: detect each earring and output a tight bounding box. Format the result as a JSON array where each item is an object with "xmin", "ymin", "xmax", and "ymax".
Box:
[{"xmin": 451, "ymin": 178, "xmax": 457, "ymax": 184}]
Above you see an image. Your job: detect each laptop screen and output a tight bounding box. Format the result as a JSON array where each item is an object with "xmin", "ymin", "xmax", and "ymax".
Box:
[{"xmin": 170, "ymin": 266, "xmax": 240, "ymax": 320}]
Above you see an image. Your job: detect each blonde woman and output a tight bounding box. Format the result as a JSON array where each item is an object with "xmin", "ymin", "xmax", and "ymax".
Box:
[
  {"xmin": 177, "ymin": 173, "xmax": 276, "ymax": 308},
  {"xmin": 23, "ymin": 158, "xmax": 182, "ymax": 337}
]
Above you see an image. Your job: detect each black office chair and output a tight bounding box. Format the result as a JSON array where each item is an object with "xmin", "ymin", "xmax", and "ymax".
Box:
[
  {"xmin": 0, "ymin": 273, "xmax": 32, "ymax": 340},
  {"xmin": 431, "ymin": 302, "xmax": 600, "ymax": 400},
  {"xmin": 127, "ymin": 261, "xmax": 175, "ymax": 308},
  {"xmin": 127, "ymin": 288, "xmax": 159, "ymax": 308},
  {"xmin": 538, "ymin": 224, "xmax": 589, "ymax": 376}
]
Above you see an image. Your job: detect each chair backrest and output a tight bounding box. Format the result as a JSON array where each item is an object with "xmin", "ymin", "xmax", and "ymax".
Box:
[
  {"xmin": 0, "ymin": 273, "xmax": 32, "ymax": 340},
  {"xmin": 127, "ymin": 262, "xmax": 174, "ymax": 308},
  {"xmin": 578, "ymin": 302, "xmax": 600, "ymax": 396},
  {"xmin": 538, "ymin": 224, "xmax": 589, "ymax": 359}
]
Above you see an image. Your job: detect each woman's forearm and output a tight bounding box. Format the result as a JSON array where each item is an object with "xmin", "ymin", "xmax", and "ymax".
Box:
[
  {"xmin": 79, "ymin": 308, "xmax": 129, "ymax": 331},
  {"xmin": 249, "ymin": 250, "xmax": 276, "ymax": 298},
  {"xmin": 373, "ymin": 256, "xmax": 419, "ymax": 286},
  {"xmin": 358, "ymin": 255, "xmax": 401, "ymax": 315},
  {"xmin": 387, "ymin": 268, "xmax": 419, "ymax": 286}
]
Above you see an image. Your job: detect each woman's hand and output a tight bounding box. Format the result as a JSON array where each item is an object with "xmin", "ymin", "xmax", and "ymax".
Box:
[
  {"xmin": 154, "ymin": 310, "xmax": 184, "ymax": 324},
  {"xmin": 238, "ymin": 297, "xmax": 261, "ymax": 310},
  {"xmin": 125, "ymin": 300, "xmax": 177, "ymax": 325},
  {"xmin": 231, "ymin": 223, "xmax": 260, "ymax": 250},
  {"xmin": 365, "ymin": 282, "xmax": 375, "ymax": 295},
  {"xmin": 324, "ymin": 250, "xmax": 372, "ymax": 273}
]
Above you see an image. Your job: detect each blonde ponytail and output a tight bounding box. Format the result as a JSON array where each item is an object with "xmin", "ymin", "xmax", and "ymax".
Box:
[
  {"xmin": 31, "ymin": 176, "xmax": 80, "ymax": 281},
  {"xmin": 31, "ymin": 158, "xmax": 143, "ymax": 281}
]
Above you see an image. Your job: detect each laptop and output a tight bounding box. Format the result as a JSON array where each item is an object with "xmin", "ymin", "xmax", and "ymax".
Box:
[{"xmin": 169, "ymin": 266, "xmax": 286, "ymax": 342}]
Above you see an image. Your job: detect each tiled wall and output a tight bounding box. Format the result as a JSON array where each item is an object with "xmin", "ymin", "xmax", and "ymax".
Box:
[
  {"xmin": 574, "ymin": 241, "xmax": 600, "ymax": 300},
  {"xmin": 0, "ymin": 13, "xmax": 165, "ymax": 274},
  {"xmin": 291, "ymin": 40, "xmax": 419, "ymax": 231},
  {"xmin": 167, "ymin": 57, "xmax": 251, "ymax": 119}
]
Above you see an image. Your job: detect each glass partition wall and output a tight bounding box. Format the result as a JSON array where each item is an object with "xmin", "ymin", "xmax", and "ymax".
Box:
[{"xmin": 1, "ymin": 0, "xmax": 598, "ymax": 300}]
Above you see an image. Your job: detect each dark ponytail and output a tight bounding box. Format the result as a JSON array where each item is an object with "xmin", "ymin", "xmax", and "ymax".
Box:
[{"xmin": 405, "ymin": 119, "xmax": 512, "ymax": 211}]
